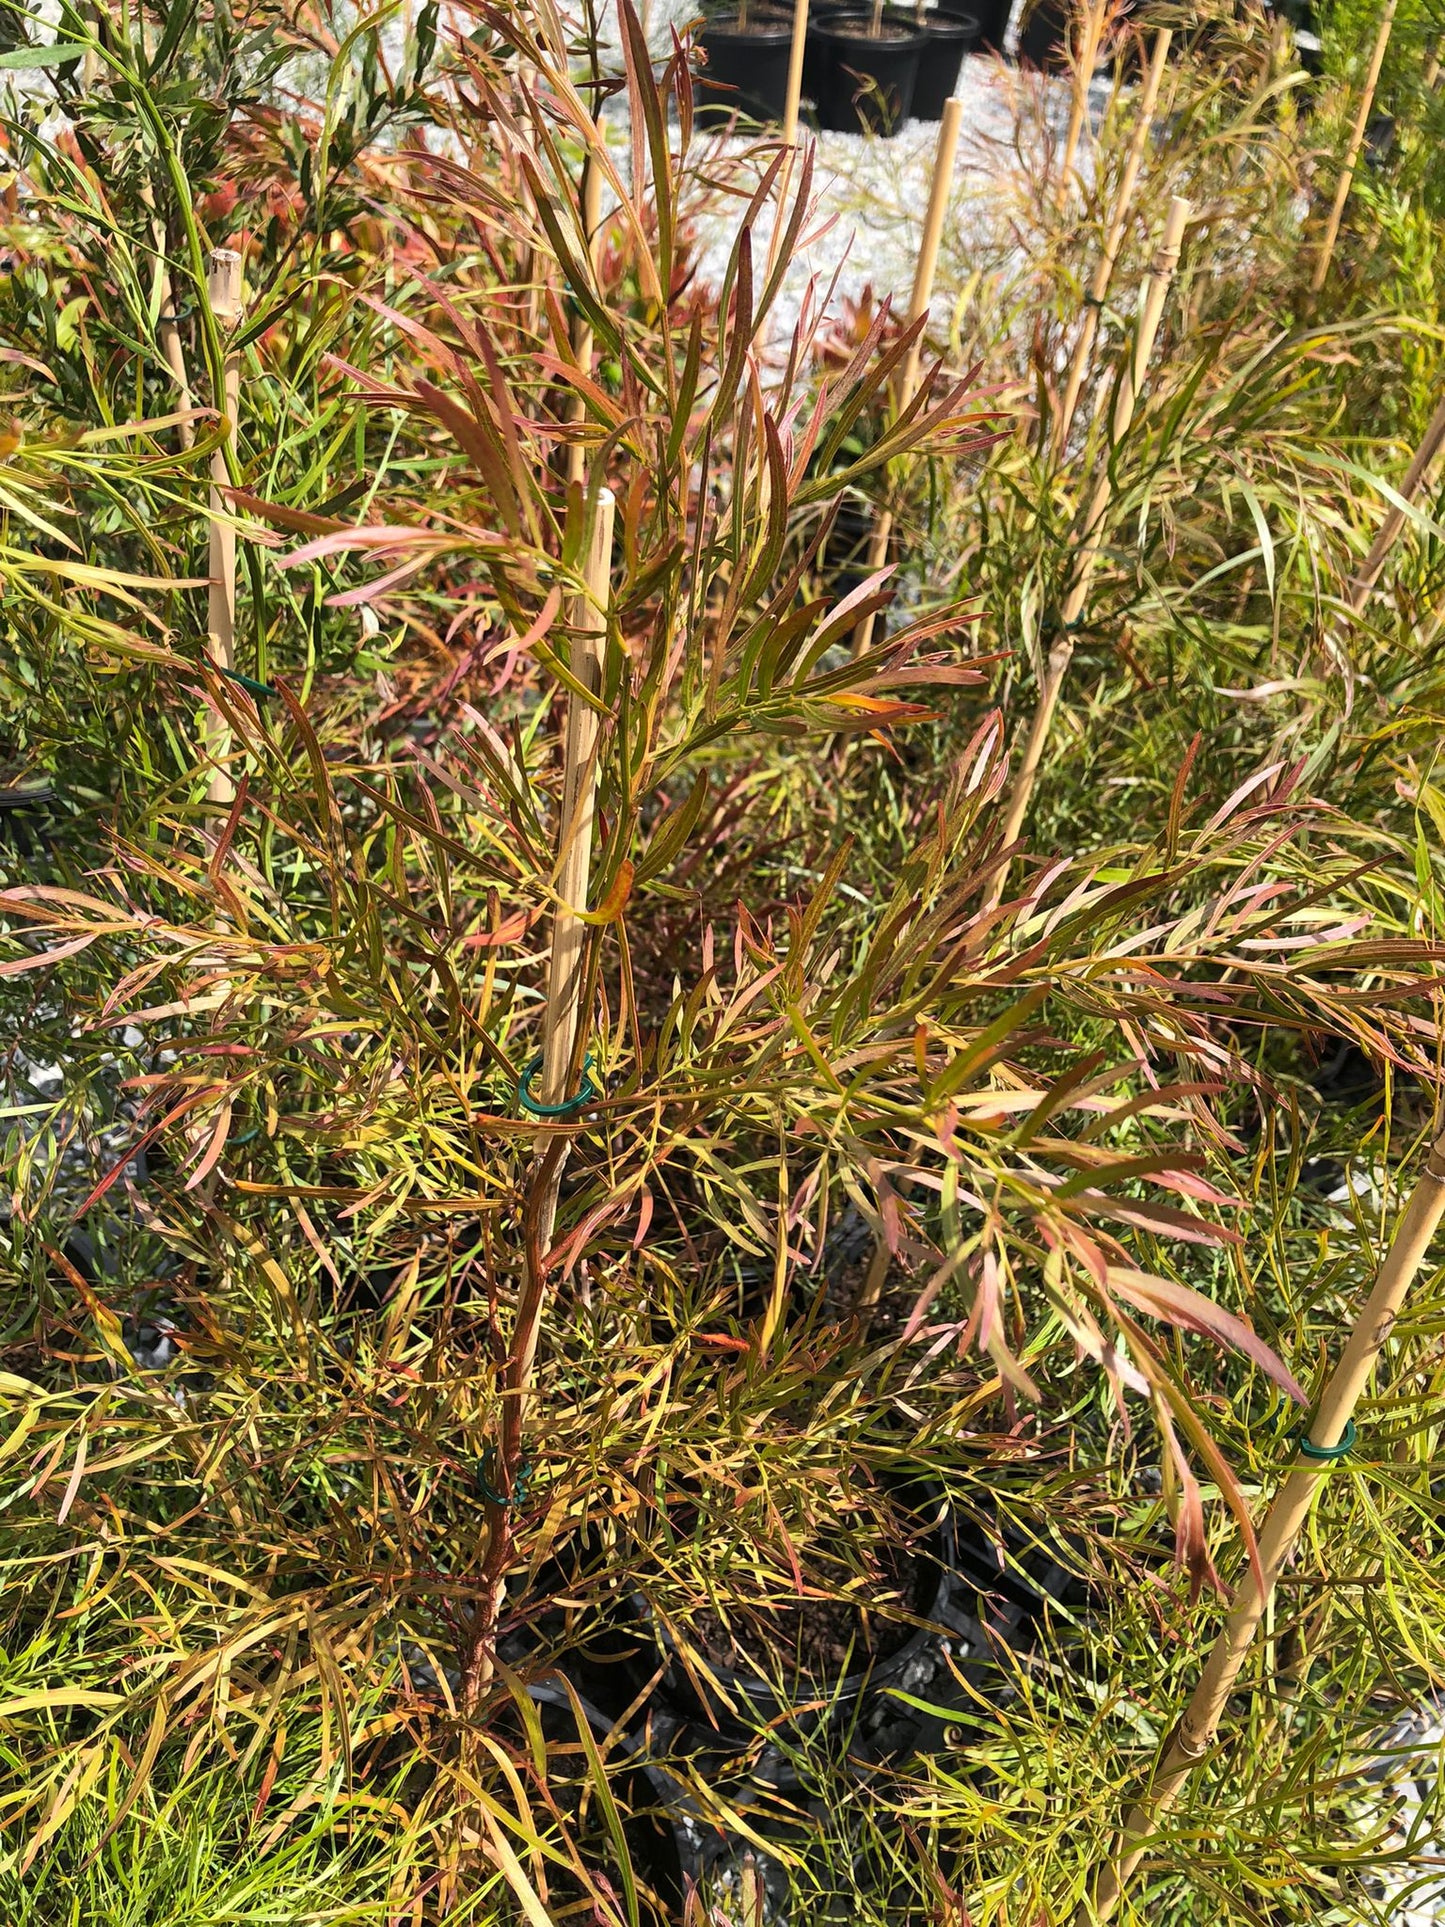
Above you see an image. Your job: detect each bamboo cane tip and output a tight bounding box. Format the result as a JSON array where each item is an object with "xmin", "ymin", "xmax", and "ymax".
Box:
[{"xmin": 206, "ymin": 248, "xmax": 244, "ymax": 321}]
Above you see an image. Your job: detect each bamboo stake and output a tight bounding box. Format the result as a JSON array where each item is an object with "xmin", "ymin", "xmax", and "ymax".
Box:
[
  {"xmin": 80, "ymin": 0, "xmax": 101, "ymax": 92},
  {"xmin": 140, "ymin": 185, "xmax": 194, "ymax": 450},
  {"xmin": 1343, "ymin": 386, "xmax": 1445, "ymax": 614},
  {"xmin": 783, "ymin": 0, "xmax": 810, "ymax": 145},
  {"xmin": 989, "ymin": 195, "xmax": 1189, "ymax": 904},
  {"xmin": 158, "ymin": 278, "xmax": 195, "ymax": 451},
  {"xmin": 461, "ymin": 491, "xmax": 615, "ymax": 1717},
  {"xmin": 1055, "ymin": 29, "xmax": 1172, "ymax": 455},
  {"xmin": 1059, "ymin": 0, "xmax": 1108, "ymax": 198},
  {"xmin": 535, "ymin": 487, "xmax": 616, "ymax": 1243},
  {"xmin": 1310, "ymin": 0, "xmax": 1399, "ymax": 294},
  {"xmin": 567, "ymin": 135, "xmax": 605, "ymax": 487},
  {"xmin": 1085, "ymin": 1126, "xmax": 1445, "ymax": 1922},
  {"xmin": 850, "ymin": 95, "xmax": 964, "ymax": 657},
  {"xmin": 204, "ymin": 248, "xmax": 243, "ymax": 811}
]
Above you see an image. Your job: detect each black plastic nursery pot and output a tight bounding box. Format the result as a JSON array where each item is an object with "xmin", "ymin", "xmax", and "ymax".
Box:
[
  {"xmin": 693, "ymin": 10, "xmax": 797, "ymax": 125},
  {"xmin": 504, "ymin": 1505, "xmax": 1092, "ymax": 1921},
  {"xmin": 802, "ymin": 4, "xmax": 892, "ymax": 105},
  {"xmin": 622, "ymin": 1490, "xmax": 1008, "ymax": 1769},
  {"xmin": 527, "ymin": 1679, "xmax": 800, "ymax": 1920},
  {"xmin": 801, "ymin": 7, "xmax": 837, "ymax": 108},
  {"xmin": 0, "ymin": 782, "xmax": 56, "ymax": 869},
  {"xmin": 812, "ymin": 14, "xmax": 928, "ymax": 134},
  {"xmin": 819, "ymin": 492, "xmax": 876, "ymax": 598},
  {"xmin": 912, "ymin": 7, "xmax": 981, "ymax": 119},
  {"xmin": 1364, "ymin": 112, "xmax": 1396, "ymax": 170},
  {"xmin": 1270, "ymin": 0, "xmax": 1323, "ymax": 75},
  {"xmin": 969, "ymin": 0, "xmax": 1011, "ymax": 50},
  {"xmin": 1015, "ymin": 0, "xmax": 1072, "ymax": 70}
]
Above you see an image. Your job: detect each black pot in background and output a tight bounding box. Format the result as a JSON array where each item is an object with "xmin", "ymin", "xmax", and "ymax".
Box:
[
  {"xmin": 0, "ymin": 782, "xmax": 56, "ymax": 870},
  {"xmin": 803, "ymin": 4, "xmax": 925, "ymax": 103},
  {"xmin": 912, "ymin": 6, "xmax": 981, "ymax": 119},
  {"xmin": 1015, "ymin": 0, "xmax": 1071, "ymax": 70},
  {"xmin": 1270, "ymin": 0, "xmax": 1323, "ymax": 73},
  {"xmin": 803, "ymin": 5, "xmax": 843, "ymax": 106},
  {"xmin": 623, "ymin": 1491, "xmax": 1002, "ymax": 1768},
  {"xmin": 813, "ymin": 14, "xmax": 928, "ymax": 133},
  {"xmin": 527, "ymin": 1679, "xmax": 799, "ymax": 1916},
  {"xmin": 693, "ymin": 9, "xmax": 796, "ymax": 125},
  {"xmin": 819, "ymin": 492, "xmax": 876, "ymax": 598},
  {"xmin": 969, "ymin": 0, "xmax": 1012, "ymax": 50},
  {"xmin": 1294, "ymin": 24, "xmax": 1323, "ymax": 73},
  {"xmin": 948, "ymin": 1507, "xmax": 1087, "ymax": 1636},
  {"xmin": 1364, "ymin": 112, "xmax": 1396, "ymax": 170}
]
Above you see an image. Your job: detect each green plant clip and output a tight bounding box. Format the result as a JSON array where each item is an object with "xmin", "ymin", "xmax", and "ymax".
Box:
[
  {"xmin": 1294, "ymin": 1418, "xmax": 1357, "ymax": 1462},
  {"xmin": 476, "ymin": 1448, "xmax": 530, "ymax": 1508},
  {"xmin": 517, "ymin": 1053, "xmax": 597, "ymax": 1118},
  {"xmin": 218, "ymin": 664, "xmax": 278, "ymax": 702}
]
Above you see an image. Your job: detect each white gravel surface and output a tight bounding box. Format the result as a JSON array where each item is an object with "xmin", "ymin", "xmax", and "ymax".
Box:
[
  {"xmin": 658, "ymin": 52, "xmax": 1114, "ymax": 367},
  {"xmin": 694, "ymin": 61, "xmax": 1048, "ymax": 342},
  {"xmin": 1361, "ymin": 1699, "xmax": 1445, "ymax": 1926}
]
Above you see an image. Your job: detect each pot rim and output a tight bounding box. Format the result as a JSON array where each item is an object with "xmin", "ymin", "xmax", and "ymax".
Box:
[
  {"xmin": 811, "ymin": 16, "xmax": 932, "ymax": 49},
  {"xmin": 697, "ymin": 10, "xmax": 798, "ymax": 40},
  {"xmin": 901, "ymin": 2, "xmax": 982, "ymax": 26}
]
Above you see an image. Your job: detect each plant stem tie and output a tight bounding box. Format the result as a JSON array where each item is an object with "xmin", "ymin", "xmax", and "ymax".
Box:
[
  {"xmin": 157, "ymin": 305, "xmax": 194, "ymax": 324},
  {"xmin": 1081, "ymin": 293, "xmax": 1107, "ymax": 309},
  {"xmin": 517, "ymin": 1052, "xmax": 597, "ymax": 1118},
  {"xmin": 477, "ymin": 1448, "xmax": 531, "ymax": 1508},
  {"xmin": 1294, "ymin": 1418, "xmax": 1358, "ymax": 1462},
  {"xmin": 218, "ymin": 664, "xmax": 278, "ymax": 702}
]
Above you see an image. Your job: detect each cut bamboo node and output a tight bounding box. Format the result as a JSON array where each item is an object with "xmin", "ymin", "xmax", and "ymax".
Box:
[
  {"xmin": 206, "ymin": 248, "xmax": 243, "ymax": 324},
  {"xmin": 1426, "ymin": 1133, "xmax": 1445, "ymax": 1181},
  {"xmin": 1150, "ymin": 204, "xmax": 1188, "ymax": 278},
  {"xmin": 1171, "ymin": 1717, "xmax": 1213, "ymax": 1759}
]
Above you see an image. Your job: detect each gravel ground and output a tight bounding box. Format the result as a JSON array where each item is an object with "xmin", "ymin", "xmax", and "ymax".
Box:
[
  {"xmin": 672, "ymin": 54, "xmax": 1110, "ymax": 357},
  {"xmin": 1363, "ymin": 1699, "xmax": 1445, "ymax": 1926}
]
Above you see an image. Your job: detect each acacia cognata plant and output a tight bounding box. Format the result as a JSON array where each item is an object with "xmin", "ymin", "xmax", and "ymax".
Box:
[{"xmin": 0, "ymin": 0, "xmax": 1441, "ymax": 1920}]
